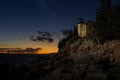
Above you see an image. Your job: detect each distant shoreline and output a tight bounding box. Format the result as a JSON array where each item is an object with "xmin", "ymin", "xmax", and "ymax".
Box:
[
  {"xmin": 0, "ymin": 52, "xmax": 57, "ymax": 55},
  {"xmin": 0, "ymin": 53, "xmax": 48, "ymax": 55}
]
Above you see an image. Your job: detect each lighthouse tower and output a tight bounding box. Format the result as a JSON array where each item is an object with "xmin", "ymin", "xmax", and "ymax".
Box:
[{"xmin": 77, "ymin": 18, "xmax": 87, "ymax": 38}]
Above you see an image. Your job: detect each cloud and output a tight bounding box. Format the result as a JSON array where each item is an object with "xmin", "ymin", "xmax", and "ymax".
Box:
[
  {"xmin": 29, "ymin": 36, "xmax": 37, "ymax": 41},
  {"xmin": 30, "ymin": 30, "xmax": 54, "ymax": 43},
  {"xmin": 37, "ymin": 30, "xmax": 53, "ymax": 37},
  {"xmin": 0, "ymin": 44, "xmax": 6, "ymax": 46},
  {"xmin": 24, "ymin": 48, "xmax": 42, "ymax": 53},
  {"xmin": 36, "ymin": 36, "xmax": 53, "ymax": 43},
  {"xmin": 0, "ymin": 48, "xmax": 42, "ymax": 54}
]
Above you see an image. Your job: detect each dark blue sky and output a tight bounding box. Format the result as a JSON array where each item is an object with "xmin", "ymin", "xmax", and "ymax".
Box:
[{"xmin": 0, "ymin": 0, "xmax": 117, "ymax": 53}]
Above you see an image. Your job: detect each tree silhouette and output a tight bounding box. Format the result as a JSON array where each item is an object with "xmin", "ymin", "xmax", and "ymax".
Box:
[{"xmin": 96, "ymin": 0, "xmax": 120, "ymax": 43}]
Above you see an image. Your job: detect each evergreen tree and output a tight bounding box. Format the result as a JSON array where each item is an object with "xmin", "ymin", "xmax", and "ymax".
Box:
[
  {"xmin": 73, "ymin": 26, "xmax": 78, "ymax": 36},
  {"xmin": 96, "ymin": 0, "xmax": 120, "ymax": 43},
  {"xmin": 112, "ymin": 3, "xmax": 120, "ymax": 39}
]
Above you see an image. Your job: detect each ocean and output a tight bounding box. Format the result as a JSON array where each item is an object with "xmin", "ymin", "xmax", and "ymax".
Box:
[{"xmin": 0, "ymin": 54, "xmax": 47, "ymax": 66}]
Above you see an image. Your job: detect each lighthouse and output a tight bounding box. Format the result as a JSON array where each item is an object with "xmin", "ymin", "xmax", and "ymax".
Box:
[{"xmin": 77, "ymin": 18, "xmax": 87, "ymax": 38}]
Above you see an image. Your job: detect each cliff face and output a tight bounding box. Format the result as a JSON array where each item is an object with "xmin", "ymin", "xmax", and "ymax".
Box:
[
  {"xmin": 59, "ymin": 38, "xmax": 120, "ymax": 62},
  {"xmin": 48, "ymin": 39, "xmax": 120, "ymax": 80},
  {"xmin": 49, "ymin": 39, "xmax": 120, "ymax": 80}
]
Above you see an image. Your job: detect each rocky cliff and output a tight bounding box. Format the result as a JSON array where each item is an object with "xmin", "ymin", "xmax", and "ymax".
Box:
[{"xmin": 59, "ymin": 38, "xmax": 120, "ymax": 62}]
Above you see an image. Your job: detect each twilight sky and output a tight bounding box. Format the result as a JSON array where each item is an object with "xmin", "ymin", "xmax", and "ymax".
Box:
[{"xmin": 0, "ymin": 0, "xmax": 116, "ymax": 53}]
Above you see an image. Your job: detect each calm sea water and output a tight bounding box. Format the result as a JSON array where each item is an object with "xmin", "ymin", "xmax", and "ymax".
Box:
[{"xmin": 0, "ymin": 54, "xmax": 46, "ymax": 66}]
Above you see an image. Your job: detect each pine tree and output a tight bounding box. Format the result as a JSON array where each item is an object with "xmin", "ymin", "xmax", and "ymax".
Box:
[
  {"xmin": 113, "ymin": 3, "xmax": 120, "ymax": 39},
  {"xmin": 73, "ymin": 26, "xmax": 78, "ymax": 36},
  {"xmin": 96, "ymin": 0, "xmax": 120, "ymax": 43}
]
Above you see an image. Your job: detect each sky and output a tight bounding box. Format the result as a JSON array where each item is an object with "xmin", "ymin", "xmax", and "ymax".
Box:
[{"xmin": 0, "ymin": 0, "xmax": 117, "ymax": 54}]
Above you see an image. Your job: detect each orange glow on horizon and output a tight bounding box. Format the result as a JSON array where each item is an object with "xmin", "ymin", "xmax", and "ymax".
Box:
[
  {"xmin": 0, "ymin": 47, "xmax": 58, "ymax": 54},
  {"xmin": 0, "ymin": 40, "xmax": 59, "ymax": 54},
  {"xmin": 37, "ymin": 47, "xmax": 58, "ymax": 54}
]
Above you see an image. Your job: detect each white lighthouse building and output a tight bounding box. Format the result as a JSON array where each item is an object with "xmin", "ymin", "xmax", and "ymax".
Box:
[{"xmin": 77, "ymin": 18, "xmax": 87, "ymax": 38}]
